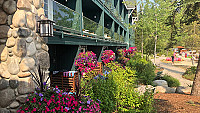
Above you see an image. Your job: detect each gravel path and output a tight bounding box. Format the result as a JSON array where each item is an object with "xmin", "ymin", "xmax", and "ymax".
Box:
[{"xmin": 153, "ymin": 57, "xmax": 193, "ymax": 87}]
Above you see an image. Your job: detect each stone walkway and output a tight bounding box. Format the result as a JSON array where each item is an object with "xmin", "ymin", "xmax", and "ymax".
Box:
[{"xmin": 153, "ymin": 57, "xmax": 193, "ymax": 87}]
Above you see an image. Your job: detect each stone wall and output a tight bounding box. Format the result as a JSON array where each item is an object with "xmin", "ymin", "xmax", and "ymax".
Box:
[{"xmin": 0, "ymin": 0, "xmax": 50, "ymax": 112}]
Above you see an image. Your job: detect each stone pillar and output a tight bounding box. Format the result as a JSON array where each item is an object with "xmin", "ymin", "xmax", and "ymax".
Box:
[{"xmin": 0, "ymin": 0, "xmax": 50, "ymax": 112}]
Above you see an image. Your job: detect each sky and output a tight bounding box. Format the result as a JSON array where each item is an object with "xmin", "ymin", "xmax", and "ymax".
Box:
[{"xmin": 137, "ymin": 0, "xmax": 155, "ymax": 12}]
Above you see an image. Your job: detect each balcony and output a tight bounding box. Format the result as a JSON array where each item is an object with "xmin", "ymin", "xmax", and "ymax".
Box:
[
  {"xmin": 100, "ymin": 0, "xmax": 125, "ymax": 24},
  {"xmin": 47, "ymin": 0, "xmax": 127, "ymax": 46}
]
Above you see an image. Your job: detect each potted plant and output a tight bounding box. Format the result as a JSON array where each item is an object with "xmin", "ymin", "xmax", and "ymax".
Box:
[
  {"xmin": 101, "ymin": 50, "xmax": 115, "ymax": 64},
  {"xmin": 75, "ymin": 51, "xmax": 98, "ymax": 75}
]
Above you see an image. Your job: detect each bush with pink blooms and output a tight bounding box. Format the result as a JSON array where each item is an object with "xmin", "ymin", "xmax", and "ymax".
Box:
[
  {"xmin": 17, "ymin": 86, "xmax": 101, "ymax": 113},
  {"xmin": 117, "ymin": 47, "xmax": 137, "ymax": 66},
  {"xmin": 75, "ymin": 51, "xmax": 98, "ymax": 74},
  {"xmin": 101, "ymin": 50, "xmax": 115, "ymax": 64}
]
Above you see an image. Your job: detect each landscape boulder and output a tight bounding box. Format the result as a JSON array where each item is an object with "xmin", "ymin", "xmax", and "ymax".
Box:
[
  {"xmin": 175, "ymin": 86, "xmax": 191, "ymax": 94},
  {"xmin": 153, "ymin": 80, "xmax": 168, "ymax": 87},
  {"xmin": 135, "ymin": 85, "xmax": 154, "ymax": 95}
]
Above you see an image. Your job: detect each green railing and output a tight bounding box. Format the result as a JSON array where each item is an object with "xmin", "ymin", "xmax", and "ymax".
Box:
[
  {"xmin": 83, "ymin": 16, "xmax": 104, "ymax": 37},
  {"xmin": 53, "ymin": 1, "xmax": 81, "ymax": 31},
  {"xmin": 104, "ymin": 27, "xmax": 114, "ymax": 40},
  {"xmin": 114, "ymin": 32, "xmax": 120, "ymax": 41},
  {"xmin": 129, "ymin": 28, "xmax": 134, "ymax": 35},
  {"xmin": 101, "ymin": 0, "xmax": 125, "ymax": 24},
  {"xmin": 120, "ymin": 35, "xmax": 124, "ymax": 42},
  {"xmin": 129, "ymin": 35, "xmax": 135, "ymax": 46},
  {"xmin": 52, "ymin": 0, "xmax": 125, "ymax": 42}
]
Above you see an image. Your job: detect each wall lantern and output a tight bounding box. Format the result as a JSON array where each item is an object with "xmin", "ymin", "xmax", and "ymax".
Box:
[{"xmin": 37, "ymin": 19, "xmax": 55, "ymax": 37}]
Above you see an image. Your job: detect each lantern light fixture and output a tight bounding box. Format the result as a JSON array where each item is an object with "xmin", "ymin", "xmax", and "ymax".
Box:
[{"xmin": 37, "ymin": 18, "xmax": 55, "ymax": 37}]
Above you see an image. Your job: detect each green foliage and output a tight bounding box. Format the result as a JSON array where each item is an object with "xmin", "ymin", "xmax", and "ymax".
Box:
[
  {"xmin": 83, "ymin": 70, "xmax": 99, "ymax": 81},
  {"xmin": 135, "ymin": 0, "xmax": 174, "ymax": 55},
  {"xmin": 106, "ymin": 62, "xmax": 136, "ymax": 112},
  {"xmin": 162, "ymin": 75, "xmax": 180, "ymax": 87},
  {"xmin": 134, "ymin": 89, "xmax": 155, "ymax": 113},
  {"xmin": 107, "ymin": 62, "xmax": 155, "ymax": 112},
  {"xmin": 157, "ymin": 49, "xmax": 174, "ymax": 57},
  {"xmin": 183, "ymin": 74, "xmax": 195, "ymax": 81},
  {"xmin": 81, "ymin": 76, "xmax": 117, "ymax": 112},
  {"xmin": 185, "ymin": 66, "xmax": 197, "ymax": 75},
  {"xmin": 82, "ymin": 62, "xmax": 155, "ymax": 112},
  {"xmin": 127, "ymin": 54, "xmax": 156, "ymax": 85},
  {"xmin": 183, "ymin": 66, "xmax": 197, "ymax": 81}
]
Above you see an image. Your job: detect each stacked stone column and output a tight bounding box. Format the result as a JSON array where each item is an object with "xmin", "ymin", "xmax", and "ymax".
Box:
[{"xmin": 0, "ymin": 0, "xmax": 50, "ymax": 112}]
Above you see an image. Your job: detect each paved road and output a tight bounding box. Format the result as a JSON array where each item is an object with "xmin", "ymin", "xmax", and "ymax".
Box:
[{"xmin": 153, "ymin": 57, "xmax": 193, "ymax": 87}]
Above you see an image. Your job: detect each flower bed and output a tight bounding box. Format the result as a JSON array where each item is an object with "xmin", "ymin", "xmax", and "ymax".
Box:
[
  {"xmin": 166, "ymin": 57, "xmax": 182, "ymax": 61},
  {"xmin": 17, "ymin": 86, "xmax": 101, "ymax": 113}
]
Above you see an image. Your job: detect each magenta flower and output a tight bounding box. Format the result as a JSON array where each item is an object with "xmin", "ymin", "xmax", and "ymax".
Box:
[
  {"xmin": 101, "ymin": 50, "xmax": 115, "ymax": 64},
  {"xmin": 75, "ymin": 51, "xmax": 98, "ymax": 74}
]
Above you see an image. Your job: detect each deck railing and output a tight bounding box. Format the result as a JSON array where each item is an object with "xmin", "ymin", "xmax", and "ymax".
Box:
[
  {"xmin": 53, "ymin": 1, "xmax": 81, "ymax": 31},
  {"xmin": 83, "ymin": 16, "xmax": 104, "ymax": 37},
  {"xmin": 46, "ymin": 0, "xmax": 126, "ymax": 42},
  {"xmin": 100, "ymin": 0, "xmax": 125, "ymax": 24}
]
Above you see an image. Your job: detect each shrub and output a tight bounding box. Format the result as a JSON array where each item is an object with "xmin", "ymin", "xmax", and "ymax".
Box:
[
  {"xmin": 182, "ymin": 66, "xmax": 197, "ymax": 81},
  {"xmin": 17, "ymin": 86, "xmax": 101, "ymax": 113},
  {"xmin": 116, "ymin": 47, "xmax": 137, "ymax": 66},
  {"xmin": 183, "ymin": 74, "xmax": 195, "ymax": 81},
  {"xmin": 81, "ymin": 76, "xmax": 116, "ymax": 112},
  {"xmin": 83, "ymin": 70, "xmax": 99, "ymax": 81},
  {"xmin": 162, "ymin": 75, "xmax": 180, "ymax": 87},
  {"xmin": 107, "ymin": 62, "xmax": 155, "ymax": 112},
  {"xmin": 184, "ymin": 66, "xmax": 197, "ymax": 75},
  {"xmin": 127, "ymin": 54, "xmax": 156, "ymax": 85},
  {"xmin": 82, "ymin": 62, "xmax": 155, "ymax": 112}
]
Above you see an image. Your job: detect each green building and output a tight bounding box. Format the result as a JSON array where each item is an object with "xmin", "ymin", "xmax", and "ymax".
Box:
[{"xmin": 44, "ymin": 0, "xmax": 136, "ymax": 71}]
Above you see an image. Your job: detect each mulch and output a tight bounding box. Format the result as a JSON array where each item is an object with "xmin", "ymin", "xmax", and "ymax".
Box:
[{"xmin": 154, "ymin": 93, "xmax": 200, "ymax": 113}]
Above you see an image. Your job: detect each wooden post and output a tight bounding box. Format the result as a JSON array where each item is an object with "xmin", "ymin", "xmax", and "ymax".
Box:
[
  {"xmin": 61, "ymin": 72, "xmax": 63, "ymax": 89},
  {"xmin": 73, "ymin": 73, "xmax": 75, "ymax": 92}
]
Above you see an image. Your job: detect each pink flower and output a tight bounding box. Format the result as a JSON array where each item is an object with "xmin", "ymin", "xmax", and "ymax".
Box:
[
  {"xmin": 47, "ymin": 100, "xmax": 51, "ymax": 106},
  {"xmin": 79, "ymin": 106, "xmax": 82, "ymax": 112},
  {"xmin": 45, "ymin": 107, "xmax": 50, "ymax": 112},
  {"xmin": 44, "ymin": 98, "xmax": 47, "ymax": 102},
  {"xmin": 33, "ymin": 97, "xmax": 36, "ymax": 103},
  {"xmin": 61, "ymin": 106, "xmax": 63, "ymax": 112},
  {"xmin": 55, "ymin": 106, "xmax": 60, "ymax": 111}
]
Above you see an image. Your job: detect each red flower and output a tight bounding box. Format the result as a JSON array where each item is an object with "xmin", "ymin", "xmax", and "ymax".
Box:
[
  {"xmin": 33, "ymin": 108, "xmax": 36, "ymax": 111},
  {"xmin": 44, "ymin": 98, "xmax": 47, "ymax": 102},
  {"xmin": 33, "ymin": 97, "xmax": 36, "ymax": 103},
  {"xmin": 45, "ymin": 106, "xmax": 50, "ymax": 112}
]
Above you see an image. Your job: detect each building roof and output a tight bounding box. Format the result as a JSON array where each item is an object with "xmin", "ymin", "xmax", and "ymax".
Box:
[
  {"xmin": 123, "ymin": 0, "xmax": 136, "ymax": 9},
  {"xmin": 176, "ymin": 46, "xmax": 184, "ymax": 49}
]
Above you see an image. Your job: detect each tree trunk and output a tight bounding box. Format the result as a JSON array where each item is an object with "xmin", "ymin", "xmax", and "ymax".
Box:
[
  {"xmin": 167, "ymin": 49, "xmax": 168, "ymax": 57},
  {"xmin": 141, "ymin": 29, "xmax": 144, "ymax": 58},
  {"xmin": 191, "ymin": 54, "xmax": 200, "ymax": 96}
]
